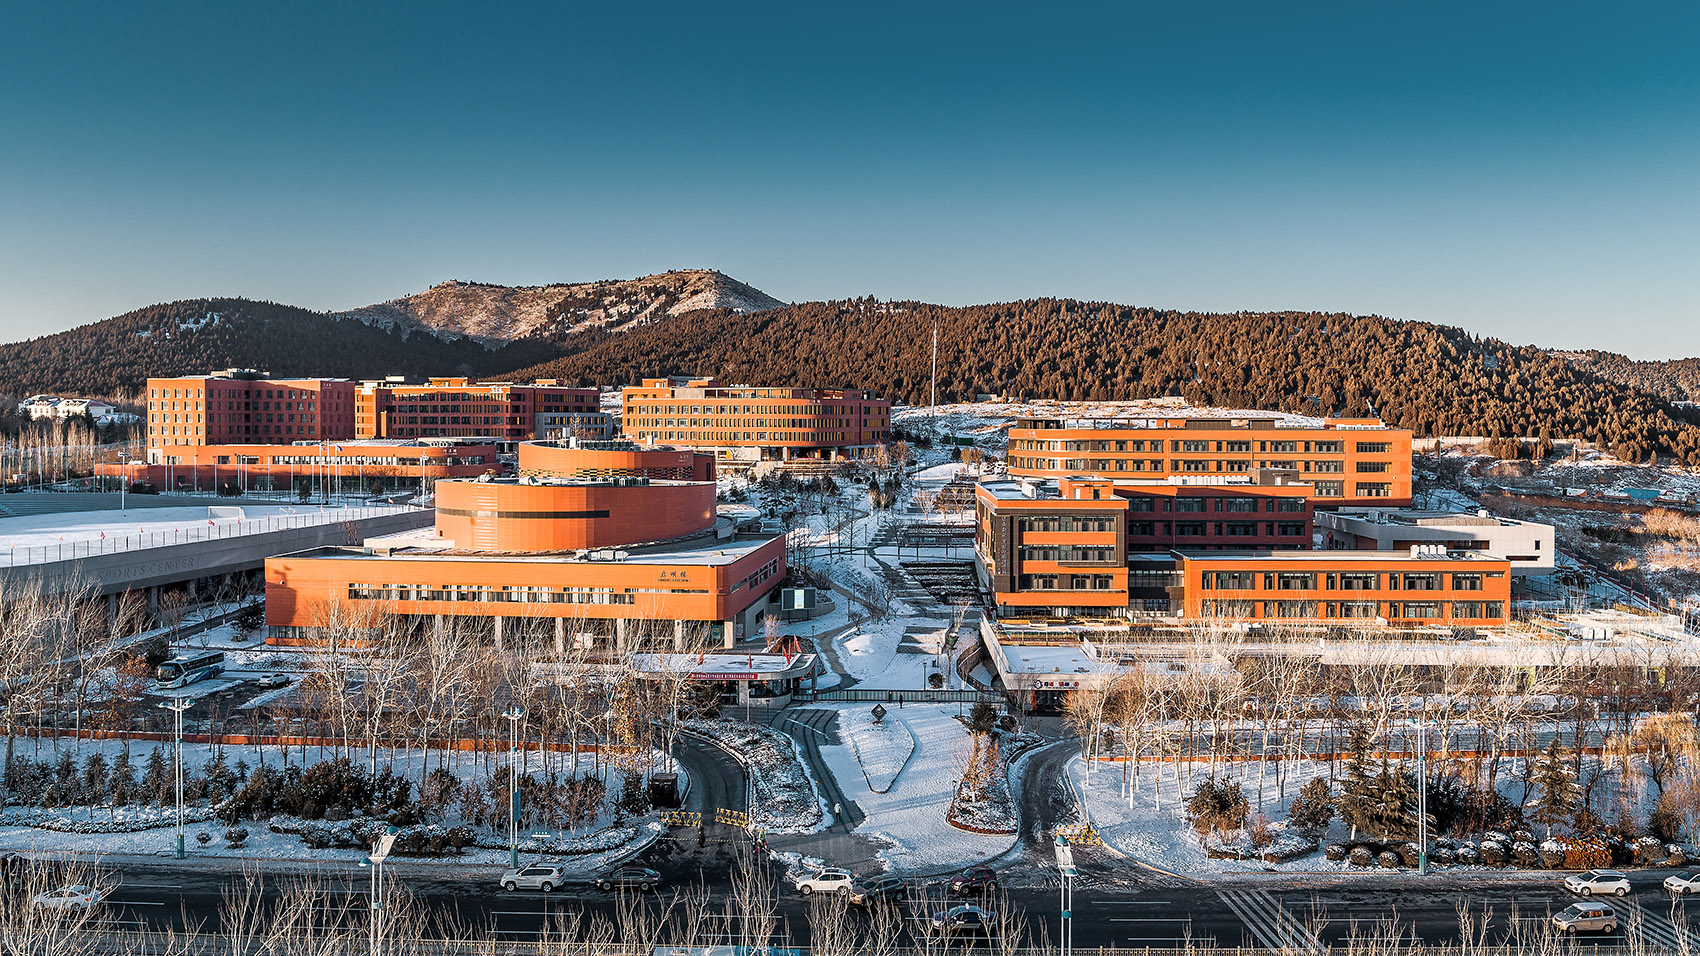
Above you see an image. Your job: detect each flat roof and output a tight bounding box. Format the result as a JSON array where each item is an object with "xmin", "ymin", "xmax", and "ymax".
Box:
[
  {"xmin": 1172, "ymin": 548, "xmax": 1505, "ymax": 562},
  {"xmin": 631, "ymin": 651, "xmax": 816, "ymax": 680},
  {"xmin": 281, "ymin": 526, "xmax": 781, "ymax": 568}
]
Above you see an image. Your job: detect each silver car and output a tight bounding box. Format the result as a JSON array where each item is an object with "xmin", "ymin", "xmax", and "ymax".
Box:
[
  {"xmin": 500, "ymin": 863, "xmax": 566, "ymax": 892},
  {"xmin": 1563, "ymin": 869, "xmax": 1630, "ymax": 897}
]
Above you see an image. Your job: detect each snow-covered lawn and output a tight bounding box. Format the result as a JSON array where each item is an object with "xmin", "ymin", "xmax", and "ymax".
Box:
[
  {"xmin": 803, "ymin": 704, "xmax": 1016, "ymax": 871},
  {"xmin": 838, "ymin": 706, "xmax": 915, "ymax": 792},
  {"xmin": 679, "ymin": 719, "xmax": 824, "ymax": 833}
]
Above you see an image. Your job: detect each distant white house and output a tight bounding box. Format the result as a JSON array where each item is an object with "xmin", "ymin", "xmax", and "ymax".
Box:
[{"xmin": 17, "ymin": 395, "xmax": 121, "ymax": 423}]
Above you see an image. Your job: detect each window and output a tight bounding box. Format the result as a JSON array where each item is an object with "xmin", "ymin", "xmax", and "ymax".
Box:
[
  {"xmin": 1277, "ymin": 498, "xmax": 1306, "ymax": 512},
  {"xmin": 1337, "ymin": 572, "xmax": 1380, "ymax": 591},
  {"xmin": 1277, "ymin": 523, "xmax": 1307, "ymax": 536},
  {"xmin": 1226, "ymin": 522, "xmax": 1259, "ymax": 536},
  {"xmin": 1174, "ymin": 498, "xmax": 1207, "ymax": 512},
  {"xmin": 1355, "ymin": 461, "xmax": 1391, "ymax": 473},
  {"xmin": 1222, "ymin": 498, "xmax": 1258, "ymax": 513},
  {"xmin": 1277, "ymin": 572, "xmax": 1315, "ymax": 590},
  {"xmin": 1397, "ymin": 602, "xmax": 1440, "ymax": 619},
  {"xmin": 1225, "ymin": 440, "xmax": 1251, "ymax": 453},
  {"xmin": 1313, "ymin": 481, "xmax": 1344, "ymax": 498},
  {"xmin": 1180, "ymin": 440, "xmax": 1211, "ymax": 453},
  {"xmin": 1208, "ymin": 570, "xmax": 1257, "ymax": 589},
  {"xmin": 1268, "ymin": 440, "xmax": 1299, "ymax": 453},
  {"xmin": 1127, "ymin": 497, "xmax": 1154, "ymax": 512},
  {"xmin": 1311, "ymin": 460, "xmax": 1344, "ymax": 473},
  {"xmin": 1313, "ymin": 441, "xmax": 1343, "ymax": 454},
  {"xmin": 1275, "ymin": 601, "xmax": 1317, "ymax": 618},
  {"xmin": 1175, "ymin": 522, "xmax": 1206, "ymax": 536},
  {"xmin": 1356, "ymin": 442, "xmax": 1392, "ymax": 454},
  {"xmin": 1452, "ymin": 573, "xmax": 1483, "ymax": 591},
  {"xmin": 1355, "ymin": 482, "xmax": 1391, "ymax": 497},
  {"xmin": 1337, "ymin": 601, "xmax": 1379, "ymax": 618},
  {"xmin": 1402, "ymin": 572, "xmax": 1441, "ymax": 590}
]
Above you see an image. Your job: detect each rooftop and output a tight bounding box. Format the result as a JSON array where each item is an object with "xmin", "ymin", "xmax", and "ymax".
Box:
[
  {"xmin": 1172, "ymin": 547, "xmax": 1506, "ymax": 562},
  {"xmin": 291, "ymin": 521, "xmax": 779, "ymax": 568}
]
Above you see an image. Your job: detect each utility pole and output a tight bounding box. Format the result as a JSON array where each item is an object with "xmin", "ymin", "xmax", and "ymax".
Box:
[
  {"xmin": 1055, "ymin": 834, "xmax": 1075, "ymax": 956},
  {"xmin": 361, "ymin": 826, "xmax": 398, "ymax": 956},
  {"xmin": 1415, "ymin": 718, "xmax": 1429, "ymax": 875}
]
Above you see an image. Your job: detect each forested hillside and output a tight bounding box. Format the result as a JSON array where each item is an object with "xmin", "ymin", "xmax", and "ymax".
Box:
[
  {"xmin": 508, "ymin": 298, "xmax": 1700, "ymax": 464},
  {"xmin": 0, "ymin": 298, "xmax": 554, "ymax": 397},
  {"xmin": 1555, "ymin": 350, "xmax": 1700, "ymax": 404}
]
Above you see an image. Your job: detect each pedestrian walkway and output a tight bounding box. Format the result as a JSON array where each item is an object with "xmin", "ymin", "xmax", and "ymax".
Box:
[
  {"xmin": 762, "ymin": 707, "xmax": 885, "ymax": 872},
  {"xmin": 1619, "ymin": 898, "xmax": 1700, "ymax": 952},
  {"xmin": 1217, "ymin": 888, "xmax": 1325, "ymax": 954}
]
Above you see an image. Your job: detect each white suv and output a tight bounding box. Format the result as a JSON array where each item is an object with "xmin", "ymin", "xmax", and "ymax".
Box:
[
  {"xmin": 1564, "ymin": 869, "xmax": 1630, "ymax": 897},
  {"xmin": 795, "ymin": 868, "xmax": 856, "ymax": 897}
]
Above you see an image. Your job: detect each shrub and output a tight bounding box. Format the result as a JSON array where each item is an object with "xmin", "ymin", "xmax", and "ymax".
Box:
[
  {"xmin": 1480, "ymin": 842, "xmax": 1506, "ymax": 866},
  {"xmin": 1455, "ymin": 844, "xmax": 1480, "ymax": 865},
  {"xmin": 1186, "ymin": 777, "xmax": 1249, "ymax": 841},
  {"xmin": 1348, "ymin": 846, "xmax": 1374, "ymax": 867},
  {"xmin": 1324, "ymin": 843, "xmax": 1347, "ymax": 862},
  {"xmin": 1377, "ymin": 850, "xmax": 1400, "ymax": 868},
  {"xmin": 1430, "ymin": 845, "xmax": 1457, "ymax": 866},
  {"xmin": 1287, "ymin": 777, "xmax": 1334, "ymax": 835},
  {"xmin": 1651, "ymin": 796, "xmax": 1684, "ymax": 843},
  {"xmin": 195, "ymin": 831, "xmax": 212, "ymax": 847},
  {"xmin": 1511, "ymin": 842, "xmax": 1540, "ymax": 867},
  {"xmin": 224, "ymin": 826, "xmax": 248, "ymax": 848}
]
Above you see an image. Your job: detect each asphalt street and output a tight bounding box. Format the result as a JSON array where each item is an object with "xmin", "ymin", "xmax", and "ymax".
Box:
[{"xmin": 64, "ymin": 850, "xmax": 1700, "ymax": 952}]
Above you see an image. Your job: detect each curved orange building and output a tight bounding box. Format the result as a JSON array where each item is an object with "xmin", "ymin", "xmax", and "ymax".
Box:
[
  {"xmin": 517, "ymin": 440, "xmax": 715, "ymax": 482},
  {"xmin": 434, "ymin": 476, "xmax": 716, "ymax": 552}
]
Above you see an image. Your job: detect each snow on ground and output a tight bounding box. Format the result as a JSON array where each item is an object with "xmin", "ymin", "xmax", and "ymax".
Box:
[
  {"xmin": 802, "ymin": 703, "xmax": 1014, "ymax": 872},
  {"xmin": 1070, "ymin": 755, "xmax": 1342, "ymax": 876},
  {"xmin": 837, "ymin": 706, "xmax": 915, "ymax": 792},
  {"xmin": 0, "ymin": 736, "xmax": 672, "ymax": 872},
  {"xmin": 0, "ymin": 503, "xmax": 403, "ymax": 554}
]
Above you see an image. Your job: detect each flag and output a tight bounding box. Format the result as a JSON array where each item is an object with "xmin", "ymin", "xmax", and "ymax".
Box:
[
  {"xmin": 208, "ymin": 518, "xmax": 215, "ymax": 526},
  {"xmin": 335, "ymin": 446, "xmax": 344, "ymax": 453},
  {"xmin": 100, "ymin": 531, "xmax": 105, "ymax": 540}
]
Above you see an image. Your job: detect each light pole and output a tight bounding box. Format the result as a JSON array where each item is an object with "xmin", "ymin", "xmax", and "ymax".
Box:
[
  {"xmin": 1410, "ymin": 717, "xmax": 1431, "ymax": 874},
  {"xmin": 1054, "ymin": 833, "xmax": 1075, "ymax": 956},
  {"xmin": 501, "ymin": 706, "xmax": 524, "ymax": 868},
  {"xmin": 360, "ymin": 825, "xmax": 398, "ymax": 956},
  {"xmin": 118, "ymin": 453, "xmax": 128, "ymax": 511},
  {"xmin": 159, "ymin": 697, "xmax": 193, "ymax": 859}
]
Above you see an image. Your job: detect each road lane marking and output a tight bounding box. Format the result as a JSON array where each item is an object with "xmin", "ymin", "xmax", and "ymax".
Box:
[{"xmin": 1218, "ymin": 888, "xmax": 1324, "ymax": 955}]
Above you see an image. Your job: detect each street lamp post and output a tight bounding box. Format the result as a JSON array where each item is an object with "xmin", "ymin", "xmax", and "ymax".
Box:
[
  {"xmin": 1410, "ymin": 717, "xmax": 1431, "ymax": 875},
  {"xmin": 501, "ymin": 706, "xmax": 524, "ymax": 868},
  {"xmin": 1054, "ymin": 834, "xmax": 1076, "ymax": 956},
  {"xmin": 360, "ymin": 826, "xmax": 398, "ymax": 956},
  {"xmin": 159, "ymin": 697, "xmax": 193, "ymax": 859}
]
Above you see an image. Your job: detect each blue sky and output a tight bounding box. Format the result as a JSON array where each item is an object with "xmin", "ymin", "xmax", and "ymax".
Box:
[{"xmin": 2, "ymin": 1, "xmax": 1696, "ymax": 358}]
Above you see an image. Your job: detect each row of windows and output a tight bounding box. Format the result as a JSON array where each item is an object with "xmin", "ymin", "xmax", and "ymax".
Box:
[
  {"xmin": 1018, "ymin": 546, "xmax": 1117, "ymax": 563},
  {"xmin": 1006, "ymin": 456, "xmax": 1396, "ymax": 485},
  {"xmin": 1199, "ymin": 570, "xmax": 1494, "ymax": 591},
  {"xmin": 1198, "ymin": 599, "xmax": 1503, "ymax": 620},
  {"xmin": 348, "ymin": 583, "xmax": 642, "ymax": 604},
  {"xmin": 632, "ymin": 430, "xmax": 888, "ymax": 445},
  {"xmin": 1010, "ymin": 437, "xmax": 1363, "ymax": 454},
  {"xmin": 1017, "ymin": 574, "xmax": 1119, "ymax": 591},
  {"xmin": 626, "ymin": 402, "xmax": 882, "ymax": 417},
  {"xmin": 1126, "ymin": 522, "xmax": 1308, "ymax": 537},
  {"xmin": 1017, "ymin": 516, "xmax": 1116, "ymax": 532}
]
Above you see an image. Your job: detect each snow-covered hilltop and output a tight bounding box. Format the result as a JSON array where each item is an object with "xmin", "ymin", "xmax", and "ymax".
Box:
[{"xmin": 332, "ymin": 269, "xmax": 784, "ymax": 347}]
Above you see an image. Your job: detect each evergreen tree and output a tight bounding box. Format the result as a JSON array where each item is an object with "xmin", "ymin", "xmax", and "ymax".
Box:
[
  {"xmin": 1531, "ymin": 739, "xmax": 1581, "ymax": 837},
  {"xmin": 108, "ymin": 751, "xmax": 137, "ymax": 806},
  {"xmin": 1337, "ymin": 727, "xmax": 1377, "ymax": 839},
  {"xmin": 1287, "ymin": 777, "xmax": 1335, "ymax": 835},
  {"xmin": 143, "ymin": 746, "xmax": 170, "ymax": 806}
]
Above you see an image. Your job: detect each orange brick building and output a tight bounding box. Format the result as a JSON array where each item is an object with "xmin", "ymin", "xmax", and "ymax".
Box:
[
  {"xmin": 976, "ymin": 474, "xmax": 1315, "ymax": 615},
  {"xmin": 1006, "ymin": 415, "xmax": 1412, "ymax": 507},
  {"xmin": 516, "ymin": 440, "xmax": 715, "ymax": 482},
  {"xmin": 1176, "ymin": 549, "xmax": 1510, "ymax": 626},
  {"xmin": 620, "ymin": 378, "xmax": 891, "ymax": 463},
  {"xmin": 97, "ymin": 439, "xmax": 500, "ymax": 495},
  {"xmin": 355, "ymin": 378, "xmax": 606, "ymax": 442},
  {"xmin": 145, "ymin": 370, "xmax": 357, "ymax": 452},
  {"xmin": 264, "ymin": 442, "xmax": 785, "ymax": 647}
]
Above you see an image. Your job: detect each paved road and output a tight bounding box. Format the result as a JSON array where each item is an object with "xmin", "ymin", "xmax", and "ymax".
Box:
[{"xmin": 74, "ymin": 856, "xmax": 1700, "ymax": 951}]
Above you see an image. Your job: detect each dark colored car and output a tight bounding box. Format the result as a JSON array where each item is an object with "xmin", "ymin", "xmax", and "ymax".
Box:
[
  {"xmin": 931, "ymin": 904, "xmax": 995, "ymax": 934},
  {"xmin": 596, "ymin": 866, "xmax": 662, "ymax": 892},
  {"xmin": 849, "ymin": 875, "xmax": 909, "ymax": 907},
  {"xmin": 949, "ymin": 866, "xmax": 998, "ymax": 895}
]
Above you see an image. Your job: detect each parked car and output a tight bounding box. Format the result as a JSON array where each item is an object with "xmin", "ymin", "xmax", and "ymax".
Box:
[
  {"xmin": 949, "ymin": 866, "xmax": 998, "ymax": 895},
  {"xmin": 1666, "ymin": 871, "xmax": 1700, "ymax": 896},
  {"xmin": 597, "ymin": 866, "xmax": 662, "ymax": 893},
  {"xmin": 795, "ymin": 867, "xmax": 855, "ymax": 897},
  {"xmin": 30, "ymin": 884, "xmax": 104, "ymax": 911},
  {"xmin": 500, "ymin": 863, "xmax": 568, "ymax": 892},
  {"xmin": 1553, "ymin": 902, "xmax": 1618, "ymax": 934},
  {"xmin": 255, "ymin": 674, "xmax": 291, "ymax": 689},
  {"xmin": 849, "ymin": 876, "xmax": 909, "ymax": 907},
  {"xmin": 1564, "ymin": 869, "xmax": 1630, "ymax": 897},
  {"xmin": 931, "ymin": 904, "xmax": 995, "ymax": 935}
]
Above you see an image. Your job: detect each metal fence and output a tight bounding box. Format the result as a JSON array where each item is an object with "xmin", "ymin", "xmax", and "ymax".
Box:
[{"xmin": 0, "ymin": 505, "xmax": 418, "ymax": 567}]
